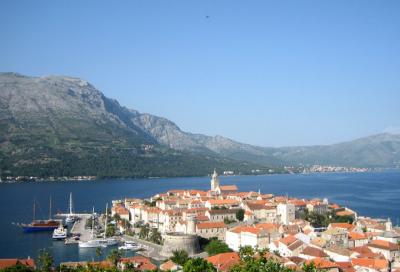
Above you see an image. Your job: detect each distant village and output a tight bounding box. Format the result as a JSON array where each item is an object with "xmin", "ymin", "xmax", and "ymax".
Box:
[{"xmin": 0, "ymin": 164, "xmax": 370, "ymax": 183}]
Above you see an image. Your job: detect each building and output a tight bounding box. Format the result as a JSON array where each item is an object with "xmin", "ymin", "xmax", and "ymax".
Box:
[
  {"xmin": 205, "ymin": 209, "xmax": 238, "ymax": 222},
  {"xmin": 0, "ymin": 258, "xmax": 36, "ymax": 270},
  {"xmin": 225, "ymin": 225, "xmax": 271, "ymax": 252},
  {"xmin": 196, "ymin": 221, "xmax": 227, "ymax": 240},
  {"xmin": 367, "ymin": 240, "xmax": 400, "ymax": 261},
  {"xmin": 321, "ymin": 228, "xmax": 349, "ymax": 247},
  {"xmin": 206, "ymin": 252, "xmax": 240, "ymax": 272},
  {"xmin": 277, "ymin": 203, "xmax": 295, "ymax": 225}
]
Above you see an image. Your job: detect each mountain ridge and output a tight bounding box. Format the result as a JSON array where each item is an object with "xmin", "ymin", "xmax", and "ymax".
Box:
[{"xmin": 0, "ymin": 72, "xmax": 399, "ymax": 178}]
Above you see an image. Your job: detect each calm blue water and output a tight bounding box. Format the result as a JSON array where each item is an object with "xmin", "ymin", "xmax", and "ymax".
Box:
[{"xmin": 0, "ymin": 171, "xmax": 399, "ymax": 264}]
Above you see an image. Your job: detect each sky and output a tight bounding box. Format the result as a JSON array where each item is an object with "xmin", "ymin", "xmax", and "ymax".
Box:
[{"xmin": 1, "ymin": 1, "xmax": 399, "ymax": 147}]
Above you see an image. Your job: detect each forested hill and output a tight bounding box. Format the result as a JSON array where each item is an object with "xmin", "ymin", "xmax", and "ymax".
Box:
[
  {"xmin": 0, "ymin": 73, "xmax": 275, "ymax": 178},
  {"xmin": 1, "ymin": 73, "xmax": 399, "ymax": 179}
]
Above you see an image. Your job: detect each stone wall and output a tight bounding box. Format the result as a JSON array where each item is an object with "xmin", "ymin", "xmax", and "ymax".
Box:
[{"xmin": 160, "ymin": 233, "xmax": 200, "ymax": 257}]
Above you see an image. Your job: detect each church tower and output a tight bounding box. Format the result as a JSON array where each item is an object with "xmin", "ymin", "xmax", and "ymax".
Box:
[{"xmin": 210, "ymin": 169, "xmax": 220, "ymax": 191}]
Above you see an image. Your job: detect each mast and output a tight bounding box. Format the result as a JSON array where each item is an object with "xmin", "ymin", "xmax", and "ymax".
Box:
[
  {"xmin": 49, "ymin": 196, "xmax": 52, "ymax": 220},
  {"xmin": 91, "ymin": 206, "xmax": 95, "ymax": 239},
  {"xmin": 104, "ymin": 203, "xmax": 108, "ymax": 239},
  {"xmin": 69, "ymin": 193, "xmax": 73, "ymax": 215},
  {"xmin": 33, "ymin": 199, "xmax": 36, "ymax": 221}
]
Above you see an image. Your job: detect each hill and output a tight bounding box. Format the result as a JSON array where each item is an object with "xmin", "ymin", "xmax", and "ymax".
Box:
[
  {"xmin": 0, "ymin": 73, "xmax": 273, "ymax": 178},
  {"xmin": 1, "ymin": 72, "xmax": 399, "ymax": 178}
]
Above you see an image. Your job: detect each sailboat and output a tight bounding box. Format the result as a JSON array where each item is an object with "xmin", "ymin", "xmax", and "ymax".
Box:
[
  {"xmin": 65, "ymin": 193, "xmax": 77, "ymax": 224},
  {"xmin": 21, "ymin": 197, "xmax": 62, "ymax": 232},
  {"xmin": 78, "ymin": 204, "xmax": 118, "ymax": 248}
]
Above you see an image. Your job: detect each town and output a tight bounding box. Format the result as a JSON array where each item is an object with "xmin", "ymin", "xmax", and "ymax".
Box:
[
  {"xmin": 102, "ymin": 171, "xmax": 400, "ymax": 271},
  {"xmin": 2, "ymin": 170, "xmax": 399, "ymax": 272}
]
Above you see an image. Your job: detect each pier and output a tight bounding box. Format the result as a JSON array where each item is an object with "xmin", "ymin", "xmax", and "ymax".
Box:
[{"xmin": 64, "ymin": 214, "xmax": 92, "ymax": 245}]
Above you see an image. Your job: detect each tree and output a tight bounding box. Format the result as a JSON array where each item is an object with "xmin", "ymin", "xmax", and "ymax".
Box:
[
  {"xmin": 183, "ymin": 258, "xmax": 216, "ymax": 272},
  {"xmin": 0, "ymin": 263, "xmax": 34, "ymax": 272},
  {"xmin": 230, "ymin": 256, "xmax": 292, "ymax": 272},
  {"xmin": 204, "ymin": 239, "xmax": 231, "ymax": 256},
  {"xmin": 149, "ymin": 228, "xmax": 163, "ymax": 244},
  {"xmin": 302, "ymin": 262, "xmax": 318, "ymax": 272},
  {"xmin": 171, "ymin": 250, "xmax": 189, "ymax": 266},
  {"xmin": 239, "ymin": 246, "xmax": 254, "ymax": 262},
  {"xmin": 106, "ymin": 224, "xmax": 116, "ymax": 237},
  {"xmin": 107, "ymin": 249, "xmax": 122, "ymax": 267},
  {"xmin": 236, "ymin": 209, "xmax": 245, "ymax": 222},
  {"xmin": 38, "ymin": 249, "xmax": 53, "ymax": 272},
  {"xmin": 139, "ymin": 224, "xmax": 150, "ymax": 240}
]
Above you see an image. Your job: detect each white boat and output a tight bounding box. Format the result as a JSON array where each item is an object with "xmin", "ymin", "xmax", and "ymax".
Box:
[
  {"xmin": 118, "ymin": 241, "xmax": 141, "ymax": 251},
  {"xmin": 78, "ymin": 205, "xmax": 118, "ymax": 248},
  {"xmin": 52, "ymin": 224, "xmax": 67, "ymax": 240}
]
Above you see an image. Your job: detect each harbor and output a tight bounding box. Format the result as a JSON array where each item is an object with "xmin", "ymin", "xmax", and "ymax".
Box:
[
  {"xmin": 63, "ymin": 214, "xmax": 92, "ymax": 245},
  {"xmin": 1, "ymin": 172, "xmax": 400, "ymax": 266}
]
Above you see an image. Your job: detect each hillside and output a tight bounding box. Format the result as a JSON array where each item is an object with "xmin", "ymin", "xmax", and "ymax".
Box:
[
  {"xmin": 1, "ymin": 72, "xmax": 399, "ymax": 179},
  {"xmin": 0, "ymin": 73, "xmax": 273, "ymax": 178}
]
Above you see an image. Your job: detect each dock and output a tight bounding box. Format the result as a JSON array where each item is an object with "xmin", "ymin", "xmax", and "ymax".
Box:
[{"xmin": 64, "ymin": 214, "xmax": 92, "ymax": 245}]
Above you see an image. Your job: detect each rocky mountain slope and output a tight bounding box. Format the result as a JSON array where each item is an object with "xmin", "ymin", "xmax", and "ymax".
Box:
[
  {"xmin": 0, "ymin": 73, "xmax": 271, "ymax": 178},
  {"xmin": 0, "ymin": 72, "xmax": 399, "ymax": 178}
]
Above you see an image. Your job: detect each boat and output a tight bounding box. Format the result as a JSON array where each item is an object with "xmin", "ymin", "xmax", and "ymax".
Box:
[
  {"xmin": 65, "ymin": 193, "xmax": 77, "ymax": 224},
  {"xmin": 79, "ymin": 205, "xmax": 118, "ymax": 248},
  {"xmin": 52, "ymin": 223, "xmax": 67, "ymax": 240},
  {"xmin": 21, "ymin": 197, "xmax": 62, "ymax": 232},
  {"xmin": 118, "ymin": 241, "xmax": 141, "ymax": 251}
]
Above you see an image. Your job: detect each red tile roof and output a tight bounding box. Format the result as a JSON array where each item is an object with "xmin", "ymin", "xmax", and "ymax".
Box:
[
  {"xmin": 197, "ymin": 221, "xmax": 226, "ymax": 229},
  {"xmin": 206, "ymin": 252, "xmax": 240, "ymax": 272},
  {"xmin": 301, "ymin": 246, "xmax": 328, "ymax": 258},
  {"xmin": 305, "ymin": 258, "xmax": 337, "ymax": 269},
  {"xmin": 351, "ymin": 258, "xmax": 388, "ymax": 270},
  {"xmin": 219, "ymin": 185, "xmax": 238, "ymax": 191},
  {"xmin": 120, "ymin": 256, "xmax": 157, "ymax": 271},
  {"xmin": 0, "ymin": 259, "xmax": 36, "ymax": 269},
  {"xmin": 208, "ymin": 199, "xmax": 240, "ymax": 205},
  {"xmin": 368, "ymin": 239, "xmax": 400, "ymax": 251}
]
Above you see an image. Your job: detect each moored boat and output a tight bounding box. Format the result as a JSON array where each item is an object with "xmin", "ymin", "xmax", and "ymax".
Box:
[
  {"xmin": 118, "ymin": 241, "xmax": 141, "ymax": 251},
  {"xmin": 21, "ymin": 197, "xmax": 62, "ymax": 232},
  {"xmin": 52, "ymin": 224, "xmax": 67, "ymax": 240}
]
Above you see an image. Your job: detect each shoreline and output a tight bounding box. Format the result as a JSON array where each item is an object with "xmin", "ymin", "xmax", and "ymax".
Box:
[{"xmin": 1, "ymin": 168, "xmax": 394, "ymax": 184}]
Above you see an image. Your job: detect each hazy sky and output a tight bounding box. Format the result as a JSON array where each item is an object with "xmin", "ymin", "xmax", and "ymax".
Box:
[{"xmin": 1, "ymin": 1, "xmax": 399, "ymax": 147}]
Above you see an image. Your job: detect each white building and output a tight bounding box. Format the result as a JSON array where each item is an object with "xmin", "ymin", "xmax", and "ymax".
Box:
[{"xmin": 277, "ymin": 203, "xmax": 295, "ymax": 225}]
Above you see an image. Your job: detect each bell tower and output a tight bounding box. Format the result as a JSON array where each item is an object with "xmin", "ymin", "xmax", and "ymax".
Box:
[{"xmin": 211, "ymin": 169, "xmax": 220, "ymax": 191}]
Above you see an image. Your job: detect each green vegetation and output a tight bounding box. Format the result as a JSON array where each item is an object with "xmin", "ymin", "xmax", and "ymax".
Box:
[
  {"xmin": 138, "ymin": 224, "xmax": 162, "ymax": 245},
  {"xmin": 37, "ymin": 250, "xmax": 53, "ymax": 272},
  {"xmin": 183, "ymin": 258, "xmax": 216, "ymax": 272},
  {"xmin": 170, "ymin": 250, "xmax": 189, "ymax": 266},
  {"xmin": 105, "ymin": 224, "xmax": 116, "ymax": 237},
  {"xmin": 204, "ymin": 238, "xmax": 232, "ymax": 256},
  {"xmin": 301, "ymin": 210, "xmax": 354, "ymax": 228},
  {"xmin": 230, "ymin": 255, "xmax": 293, "ymax": 272},
  {"xmin": 1, "ymin": 247, "xmax": 325, "ymax": 272},
  {"xmin": 106, "ymin": 249, "xmax": 122, "ymax": 267},
  {"xmin": 236, "ymin": 209, "xmax": 245, "ymax": 222},
  {"xmin": 224, "ymin": 217, "xmax": 236, "ymax": 224}
]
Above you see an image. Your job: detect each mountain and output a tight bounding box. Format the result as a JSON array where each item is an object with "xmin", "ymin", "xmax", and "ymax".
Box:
[
  {"xmin": 129, "ymin": 104, "xmax": 400, "ymax": 168},
  {"xmin": 0, "ymin": 72, "xmax": 273, "ymax": 178},
  {"xmin": 0, "ymin": 72, "xmax": 399, "ymax": 178},
  {"xmin": 273, "ymin": 133, "xmax": 400, "ymax": 168}
]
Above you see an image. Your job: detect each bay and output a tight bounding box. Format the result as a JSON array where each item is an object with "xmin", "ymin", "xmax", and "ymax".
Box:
[{"xmin": 0, "ymin": 171, "xmax": 399, "ymax": 264}]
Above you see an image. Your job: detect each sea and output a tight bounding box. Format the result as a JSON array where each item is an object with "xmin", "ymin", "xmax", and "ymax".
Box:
[{"xmin": 0, "ymin": 171, "xmax": 399, "ymax": 264}]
